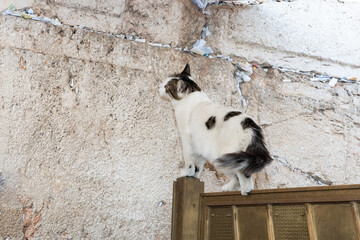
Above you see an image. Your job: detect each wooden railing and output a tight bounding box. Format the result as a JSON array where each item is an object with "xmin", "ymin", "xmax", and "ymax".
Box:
[{"xmin": 171, "ymin": 177, "xmax": 360, "ymax": 240}]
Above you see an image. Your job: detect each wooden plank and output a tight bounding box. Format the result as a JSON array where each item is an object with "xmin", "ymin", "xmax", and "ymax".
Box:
[
  {"xmin": 311, "ymin": 203, "xmax": 357, "ymax": 240},
  {"xmin": 201, "ymin": 187, "xmax": 360, "ymax": 207},
  {"xmin": 171, "ymin": 177, "xmax": 204, "ymax": 240},
  {"xmin": 202, "ymin": 184, "xmax": 360, "ymax": 196},
  {"xmin": 203, "ymin": 207, "xmax": 211, "ymax": 240},
  {"xmin": 207, "ymin": 206, "xmax": 234, "ymax": 240},
  {"xmin": 235, "ymin": 205, "xmax": 268, "ymax": 240},
  {"xmin": 172, "ymin": 179, "xmax": 184, "ymax": 240},
  {"xmin": 351, "ymin": 202, "xmax": 360, "ymax": 240},
  {"xmin": 232, "ymin": 206, "xmax": 240, "ymax": 240},
  {"xmin": 198, "ymin": 200, "xmax": 209, "ymax": 240},
  {"xmin": 196, "ymin": 185, "xmax": 360, "ymax": 239},
  {"xmin": 272, "ymin": 204, "xmax": 309, "ymax": 240},
  {"xmin": 266, "ymin": 204, "xmax": 275, "ymax": 240},
  {"xmin": 306, "ymin": 204, "xmax": 318, "ymax": 240}
]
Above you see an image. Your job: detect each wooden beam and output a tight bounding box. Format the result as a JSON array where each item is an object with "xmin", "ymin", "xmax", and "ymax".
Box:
[
  {"xmin": 266, "ymin": 204, "xmax": 275, "ymax": 240},
  {"xmin": 351, "ymin": 202, "xmax": 360, "ymax": 240},
  {"xmin": 171, "ymin": 177, "xmax": 204, "ymax": 240},
  {"xmin": 232, "ymin": 206, "xmax": 240, "ymax": 240},
  {"xmin": 201, "ymin": 185, "xmax": 360, "ymax": 206},
  {"xmin": 306, "ymin": 203, "xmax": 318, "ymax": 240}
]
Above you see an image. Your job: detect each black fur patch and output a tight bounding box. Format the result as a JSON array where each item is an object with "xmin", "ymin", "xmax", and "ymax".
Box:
[
  {"xmin": 242, "ymin": 117, "xmax": 272, "ymax": 175},
  {"xmin": 181, "ymin": 63, "xmax": 191, "ymax": 76},
  {"xmin": 177, "ymin": 75, "xmax": 201, "ymax": 93},
  {"xmin": 165, "ymin": 79, "xmax": 182, "ymax": 100},
  {"xmin": 216, "ymin": 117, "xmax": 272, "ymax": 176},
  {"xmin": 224, "ymin": 111, "xmax": 242, "ymax": 121},
  {"xmin": 165, "ymin": 64, "xmax": 201, "ymax": 101},
  {"xmin": 241, "ymin": 117, "xmax": 261, "ymax": 131},
  {"xmin": 205, "ymin": 116, "xmax": 216, "ymax": 129},
  {"xmin": 165, "ymin": 77, "xmax": 201, "ymax": 101},
  {"xmin": 175, "ymin": 64, "xmax": 201, "ymax": 93}
]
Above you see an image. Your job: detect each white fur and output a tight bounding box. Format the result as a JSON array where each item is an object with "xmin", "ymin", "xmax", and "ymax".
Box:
[
  {"xmin": 159, "ymin": 81, "xmax": 254, "ymax": 195},
  {"xmin": 159, "ymin": 77, "xmax": 174, "ymax": 100}
]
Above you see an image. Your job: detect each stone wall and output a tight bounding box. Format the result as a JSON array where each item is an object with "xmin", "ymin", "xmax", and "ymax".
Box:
[
  {"xmin": 1, "ymin": 0, "xmax": 359, "ymax": 239},
  {"xmin": 206, "ymin": 0, "xmax": 360, "ymax": 78},
  {"xmin": 5, "ymin": 0, "xmax": 356, "ymax": 78},
  {"xmin": 30, "ymin": 0, "xmax": 205, "ymax": 49},
  {"xmin": 0, "ymin": 16, "xmax": 235, "ymax": 239},
  {"xmin": 243, "ymin": 68, "xmax": 360, "ymax": 190}
]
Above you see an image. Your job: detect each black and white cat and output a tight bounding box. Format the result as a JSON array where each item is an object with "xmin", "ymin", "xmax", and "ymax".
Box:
[{"xmin": 159, "ymin": 64, "xmax": 272, "ymax": 195}]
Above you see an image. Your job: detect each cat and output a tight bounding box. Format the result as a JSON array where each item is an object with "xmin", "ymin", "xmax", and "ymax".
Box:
[{"xmin": 159, "ymin": 64, "xmax": 272, "ymax": 195}]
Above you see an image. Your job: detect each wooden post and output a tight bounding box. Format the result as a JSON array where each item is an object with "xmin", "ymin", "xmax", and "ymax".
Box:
[{"xmin": 171, "ymin": 177, "xmax": 204, "ymax": 240}]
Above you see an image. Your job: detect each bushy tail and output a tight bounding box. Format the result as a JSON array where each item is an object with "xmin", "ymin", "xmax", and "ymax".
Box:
[
  {"xmin": 216, "ymin": 117, "xmax": 273, "ymax": 176},
  {"xmin": 216, "ymin": 151, "xmax": 272, "ymax": 176}
]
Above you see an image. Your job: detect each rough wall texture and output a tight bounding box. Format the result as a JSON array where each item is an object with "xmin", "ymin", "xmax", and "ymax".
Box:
[
  {"xmin": 0, "ymin": 16, "xmax": 235, "ymax": 239},
  {"xmin": 1, "ymin": 1, "xmax": 360, "ymax": 239},
  {"xmin": 243, "ymin": 69, "xmax": 360, "ymax": 190},
  {"xmin": 2, "ymin": 0, "xmax": 359, "ymax": 76},
  {"xmin": 206, "ymin": 0, "xmax": 360, "ymax": 78},
  {"xmin": 30, "ymin": 0, "xmax": 206, "ymax": 49}
]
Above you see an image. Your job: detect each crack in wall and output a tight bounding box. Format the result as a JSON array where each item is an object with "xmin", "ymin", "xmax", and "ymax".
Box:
[
  {"xmin": 272, "ymin": 155, "xmax": 333, "ymax": 186},
  {"xmin": 235, "ymin": 41, "xmax": 360, "ymax": 69},
  {"xmin": 1, "ymin": 10, "xmax": 355, "ymax": 189},
  {"xmin": 2, "ymin": 11, "xmax": 359, "ymax": 85},
  {"xmin": 260, "ymin": 112, "xmax": 313, "ymax": 129},
  {"xmin": 0, "ymin": 45, "xmax": 148, "ymax": 73}
]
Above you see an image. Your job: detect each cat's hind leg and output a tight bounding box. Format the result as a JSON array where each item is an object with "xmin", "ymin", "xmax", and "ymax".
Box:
[
  {"xmin": 180, "ymin": 138, "xmax": 197, "ymax": 177},
  {"xmin": 237, "ymin": 172, "xmax": 254, "ymax": 195},
  {"xmin": 180, "ymin": 159, "xmax": 196, "ymax": 177},
  {"xmin": 193, "ymin": 156, "xmax": 206, "ymax": 178},
  {"xmin": 222, "ymin": 174, "xmax": 239, "ymax": 192}
]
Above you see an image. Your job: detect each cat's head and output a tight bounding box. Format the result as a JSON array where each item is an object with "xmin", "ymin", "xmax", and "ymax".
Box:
[{"xmin": 159, "ymin": 64, "xmax": 201, "ymax": 101}]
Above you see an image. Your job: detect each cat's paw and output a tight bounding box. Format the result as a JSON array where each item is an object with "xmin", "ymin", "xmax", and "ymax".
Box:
[
  {"xmin": 221, "ymin": 184, "xmax": 234, "ymax": 192},
  {"xmin": 240, "ymin": 183, "xmax": 254, "ymax": 195},
  {"xmin": 180, "ymin": 164, "xmax": 195, "ymax": 177},
  {"xmin": 193, "ymin": 166, "xmax": 201, "ymax": 178},
  {"xmin": 221, "ymin": 178, "xmax": 239, "ymax": 192}
]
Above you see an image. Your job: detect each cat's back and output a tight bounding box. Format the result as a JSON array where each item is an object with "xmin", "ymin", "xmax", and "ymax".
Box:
[
  {"xmin": 189, "ymin": 102, "xmax": 253, "ymax": 159},
  {"xmin": 190, "ymin": 101, "xmax": 246, "ymax": 126}
]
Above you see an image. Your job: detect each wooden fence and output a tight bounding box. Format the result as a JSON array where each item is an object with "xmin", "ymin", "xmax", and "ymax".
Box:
[{"xmin": 171, "ymin": 177, "xmax": 360, "ymax": 240}]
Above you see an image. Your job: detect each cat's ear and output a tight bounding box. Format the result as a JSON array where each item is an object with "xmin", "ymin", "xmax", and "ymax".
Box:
[
  {"xmin": 178, "ymin": 80, "xmax": 188, "ymax": 93},
  {"xmin": 181, "ymin": 63, "xmax": 191, "ymax": 76}
]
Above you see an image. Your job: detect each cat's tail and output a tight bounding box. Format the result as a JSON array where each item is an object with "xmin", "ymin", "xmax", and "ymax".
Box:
[
  {"xmin": 215, "ymin": 151, "xmax": 272, "ymax": 176},
  {"xmin": 215, "ymin": 117, "xmax": 273, "ymax": 176}
]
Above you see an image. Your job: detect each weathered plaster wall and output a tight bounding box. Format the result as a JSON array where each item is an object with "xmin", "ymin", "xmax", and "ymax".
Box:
[
  {"xmin": 0, "ymin": 0, "xmax": 34, "ymax": 10},
  {"xmin": 1, "ymin": 0, "xmax": 360, "ymax": 239},
  {"xmin": 207, "ymin": 0, "xmax": 360, "ymax": 78},
  {"xmin": 0, "ymin": 16, "xmax": 235, "ymax": 239},
  {"xmin": 29, "ymin": 0, "xmax": 205, "ymax": 49},
  {"xmin": 243, "ymin": 69, "xmax": 360, "ymax": 189},
  {"xmin": 5, "ymin": 0, "xmax": 357, "ymax": 77}
]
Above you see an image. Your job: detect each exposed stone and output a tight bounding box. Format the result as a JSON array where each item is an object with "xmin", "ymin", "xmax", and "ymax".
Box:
[
  {"xmin": 206, "ymin": 0, "xmax": 360, "ymax": 77},
  {"xmin": 0, "ymin": 16, "xmax": 235, "ymax": 239},
  {"xmin": 23, "ymin": 201, "xmax": 42, "ymax": 240},
  {"xmin": 1, "ymin": 3, "xmax": 359, "ymax": 237},
  {"xmin": 0, "ymin": 189, "xmax": 24, "ymax": 240},
  {"xmin": 29, "ymin": 0, "xmax": 206, "ymax": 49},
  {"xmin": 242, "ymin": 67, "xmax": 360, "ymax": 187}
]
